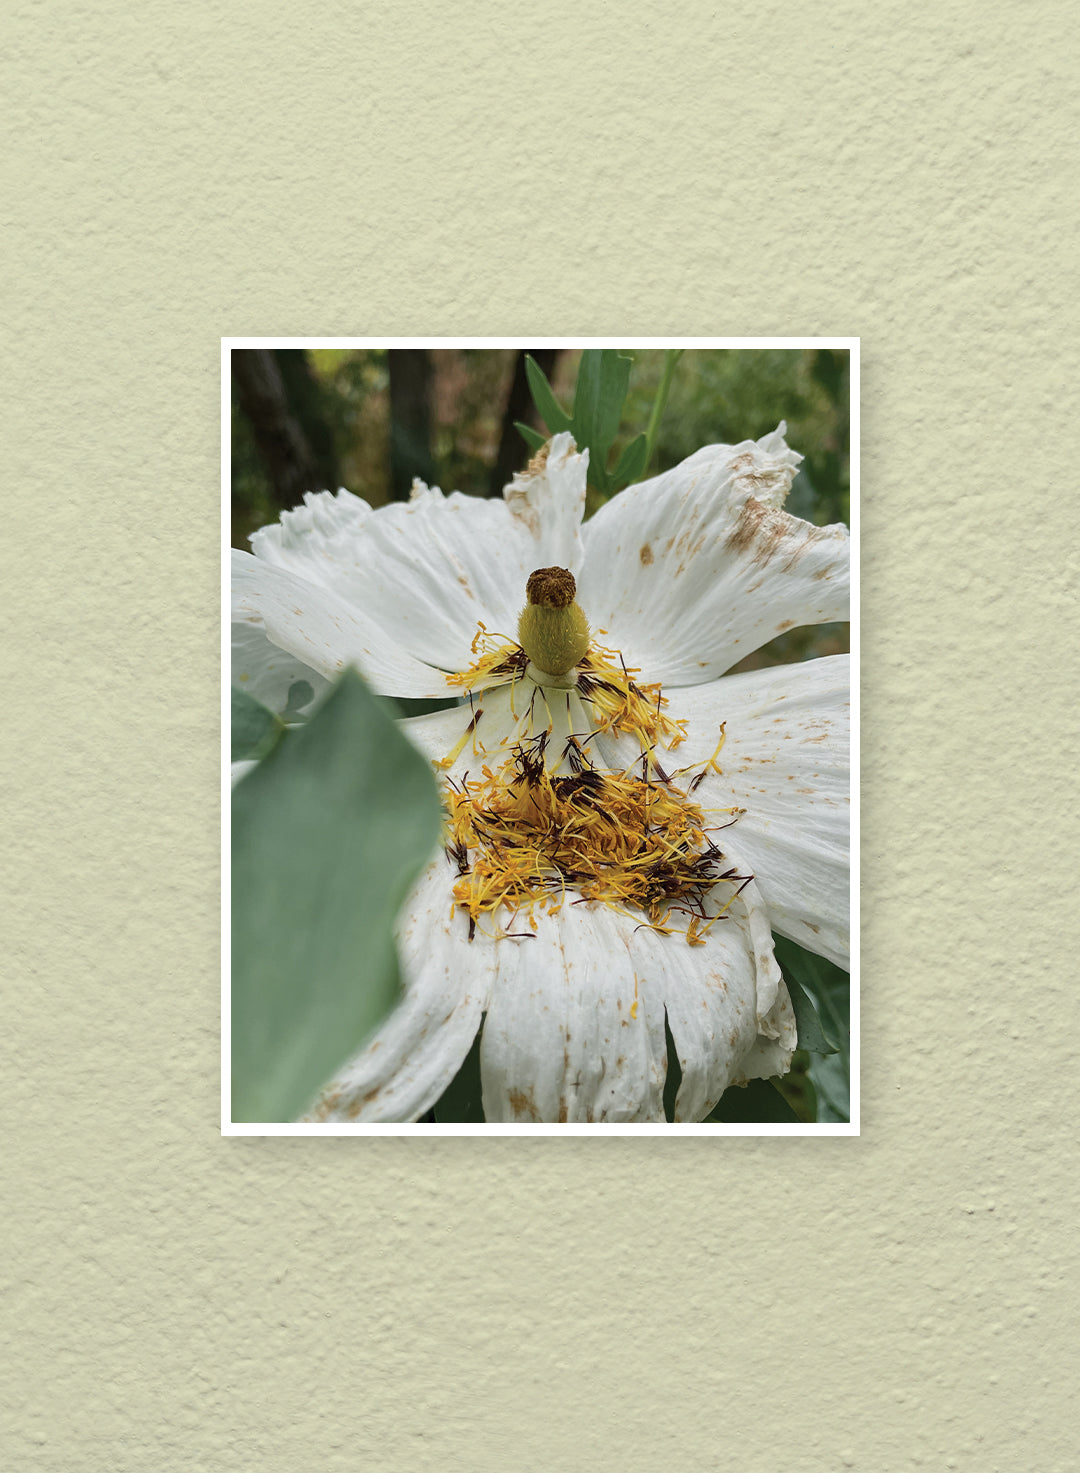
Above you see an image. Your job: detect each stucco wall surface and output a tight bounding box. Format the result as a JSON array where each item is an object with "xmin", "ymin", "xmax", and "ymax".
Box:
[{"xmin": 4, "ymin": 3, "xmax": 1077, "ymax": 1470}]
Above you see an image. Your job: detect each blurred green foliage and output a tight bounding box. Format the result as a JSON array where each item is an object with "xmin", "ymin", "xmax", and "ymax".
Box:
[{"xmin": 231, "ymin": 346, "xmax": 849, "ymax": 540}]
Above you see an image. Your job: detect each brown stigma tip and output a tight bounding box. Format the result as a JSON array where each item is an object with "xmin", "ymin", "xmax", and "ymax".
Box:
[{"xmin": 526, "ymin": 566, "xmax": 577, "ymax": 609}]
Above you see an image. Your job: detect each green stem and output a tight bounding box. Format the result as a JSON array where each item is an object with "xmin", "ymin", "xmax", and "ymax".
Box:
[{"xmin": 644, "ymin": 349, "xmax": 682, "ymax": 473}]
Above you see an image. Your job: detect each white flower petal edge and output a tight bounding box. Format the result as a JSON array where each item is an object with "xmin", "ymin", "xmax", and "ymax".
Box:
[
  {"xmin": 665, "ymin": 654, "xmax": 850, "ymax": 967},
  {"xmin": 578, "ymin": 425, "xmax": 848, "ymax": 685},
  {"xmin": 244, "ymin": 432, "xmax": 588, "ymax": 674},
  {"xmin": 480, "ymin": 902, "xmax": 667, "ymax": 1123},
  {"xmin": 232, "ymin": 548, "xmax": 455, "ymax": 698},
  {"xmin": 304, "ymin": 858, "xmax": 489, "ymax": 1123}
]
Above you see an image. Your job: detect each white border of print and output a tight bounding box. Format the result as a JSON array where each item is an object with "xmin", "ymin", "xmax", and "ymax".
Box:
[{"xmin": 222, "ymin": 337, "xmax": 860, "ymax": 1137}]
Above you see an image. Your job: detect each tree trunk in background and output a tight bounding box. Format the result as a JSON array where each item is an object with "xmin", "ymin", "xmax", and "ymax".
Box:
[
  {"xmin": 388, "ymin": 349, "xmax": 436, "ymax": 500},
  {"xmin": 231, "ymin": 349, "xmax": 336, "ymax": 511},
  {"xmin": 488, "ymin": 348, "xmax": 563, "ymax": 497}
]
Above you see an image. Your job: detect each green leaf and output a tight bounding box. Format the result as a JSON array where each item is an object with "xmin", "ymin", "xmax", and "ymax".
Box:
[
  {"xmin": 611, "ymin": 432, "xmax": 648, "ymax": 489},
  {"xmin": 524, "ymin": 355, "xmax": 572, "ymax": 433},
  {"xmin": 573, "ymin": 348, "xmax": 631, "ymax": 455},
  {"xmin": 772, "ymin": 935, "xmax": 849, "ymax": 1053},
  {"xmin": 231, "ymin": 668, "xmax": 442, "ymax": 1122},
  {"xmin": 773, "ymin": 934, "xmax": 850, "ymax": 1123},
  {"xmin": 514, "ymin": 420, "xmax": 547, "ymax": 452},
  {"xmin": 705, "ymin": 1078, "xmax": 802, "ymax": 1124},
  {"xmin": 782, "ymin": 970, "xmax": 837, "ymax": 1057},
  {"xmin": 433, "ymin": 1020, "xmax": 485, "ymax": 1122},
  {"xmin": 662, "ymin": 1010, "xmax": 682, "ymax": 1122},
  {"xmin": 807, "ymin": 1053, "xmax": 849, "ymax": 1122},
  {"xmin": 231, "ymin": 687, "xmax": 285, "ymax": 763},
  {"xmin": 386, "ymin": 694, "xmax": 462, "ymax": 720},
  {"xmin": 283, "ymin": 679, "xmax": 315, "ymax": 719}
]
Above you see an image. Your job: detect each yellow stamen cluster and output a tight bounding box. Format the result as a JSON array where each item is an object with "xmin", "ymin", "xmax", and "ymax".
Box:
[
  {"xmin": 445, "ymin": 624, "xmax": 529, "ymax": 697},
  {"xmin": 447, "ymin": 629, "xmax": 694, "ymax": 760},
  {"xmin": 444, "ymin": 732, "xmax": 747, "ymax": 944},
  {"xmin": 575, "ymin": 643, "xmax": 688, "ymax": 763}
]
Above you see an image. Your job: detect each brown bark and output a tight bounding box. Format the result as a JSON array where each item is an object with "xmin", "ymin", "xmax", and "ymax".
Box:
[
  {"xmin": 231, "ymin": 349, "xmax": 330, "ymax": 510},
  {"xmin": 388, "ymin": 349, "xmax": 436, "ymax": 500}
]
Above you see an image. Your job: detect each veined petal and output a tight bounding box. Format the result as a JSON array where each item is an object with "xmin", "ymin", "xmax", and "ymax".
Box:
[
  {"xmin": 231, "ymin": 618, "xmax": 328, "ymax": 717},
  {"xmin": 232, "ymin": 548, "xmax": 454, "ymax": 697},
  {"xmin": 662, "ymin": 655, "xmax": 850, "ymax": 967},
  {"xmin": 578, "ymin": 426, "xmax": 848, "ymax": 683},
  {"xmin": 480, "ymin": 901, "xmax": 667, "ymax": 1123},
  {"xmin": 305, "ymin": 857, "xmax": 489, "ymax": 1123},
  {"xmin": 247, "ymin": 432, "xmax": 587, "ymax": 672}
]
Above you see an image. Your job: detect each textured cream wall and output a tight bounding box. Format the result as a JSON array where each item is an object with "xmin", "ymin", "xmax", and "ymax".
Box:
[{"xmin": 5, "ymin": 2, "xmax": 1076, "ymax": 1469}]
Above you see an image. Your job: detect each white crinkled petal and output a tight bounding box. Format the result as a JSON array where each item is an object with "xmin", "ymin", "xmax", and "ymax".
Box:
[
  {"xmin": 231, "ymin": 619, "xmax": 328, "ymax": 717},
  {"xmin": 630, "ymin": 881, "xmax": 795, "ymax": 1121},
  {"xmin": 480, "ymin": 902, "xmax": 667, "ymax": 1123},
  {"xmin": 661, "ymin": 655, "xmax": 851, "ymax": 968},
  {"xmin": 578, "ymin": 425, "xmax": 849, "ymax": 684},
  {"xmin": 232, "ymin": 548, "xmax": 455, "ymax": 697},
  {"xmin": 304, "ymin": 856, "xmax": 490, "ymax": 1123},
  {"xmin": 246, "ymin": 432, "xmax": 587, "ymax": 672}
]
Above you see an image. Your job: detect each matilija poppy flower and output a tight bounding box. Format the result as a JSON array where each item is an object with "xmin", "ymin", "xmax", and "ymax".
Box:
[{"xmin": 231, "ymin": 426, "xmax": 850, "ymax": 1124}]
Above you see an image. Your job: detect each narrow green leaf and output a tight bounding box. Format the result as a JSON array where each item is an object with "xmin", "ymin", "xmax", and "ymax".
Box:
[
  {"xmin": 524, "ymin": 355, "xmax": 572, "ymax": 433},
  {"xmin": 232, "ymin": 686, "xmax": 285, "ymax": 763},
  {"xmin": 773, "ymin": 934, "xmax": 850, "ymax": 1123},
  {"xmin": 611, "ymin": 432, "xmax": 648, "ymax": 489},
  {"xmin": 783, "ymin": 970, "xmax": 837, "ymax": 1056},
  {"xmin": 514, "ymin": 420, "xmax": 547, "ymax": 452},
  {"xmin": 594, "ymin": 349, "xmax": 633, "ymax": 453},
  {"xmin": 772, "ymin": 935, "xmax": 849, "ymax": 1053},
  {"xmin": 807, "ymin": 1053, "xmax": 849, "ymax": 1123},
  {"xmin": 573, "ymin": 349, "xmax": 633, "ymax": 455},
  {"xmin": 705, "ymin": 1078, "xmax": 802, "ymax": 1124},
  {"xmin": 385, "ymin": 694, "xmax": 462, "ymax": 720},
  {"xmin": 433, "ymin": 1021, "xmax": 485, "ymax": 1122},
  {"xmin": 662, "ymin": 1010, "xmax": 682, "ymax": 1122},
  {"xmin": 571, "ymin": 348, "xmax": 603, "ymax": 454},
  {"xmin": 231, "ymin": 668, "xmax": 442, "ymax": 1122}
]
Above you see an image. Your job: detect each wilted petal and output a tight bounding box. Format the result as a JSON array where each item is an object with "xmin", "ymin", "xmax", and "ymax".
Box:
[
  {"xmin": 247, "ymin": 433, "xmax": 587, "ymax": 672},
  {"xmin": 578, "ymin": 426, "xmax": 848, "ymax": 683},
  {"xmin": 480, "ymin": 902, "xmax": 666, "ymax": 1123}
]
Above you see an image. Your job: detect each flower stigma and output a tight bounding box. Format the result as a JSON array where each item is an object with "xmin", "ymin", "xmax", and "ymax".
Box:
[{"xmin": 438, "ymin": 569, "xmax": 746, "ymax": 945}]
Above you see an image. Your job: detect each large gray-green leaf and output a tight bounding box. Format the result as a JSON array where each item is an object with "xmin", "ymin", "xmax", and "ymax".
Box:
[
  {"xmin": 231, "ymin": 687, "xmax": 285, "ymax": 763},
  {"xmin": 231, "ymin": 668, "xmax": 442, "ymax": 1122}
]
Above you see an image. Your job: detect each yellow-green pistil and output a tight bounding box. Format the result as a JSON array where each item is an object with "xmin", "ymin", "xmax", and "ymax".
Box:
[{"xmin": 517, "ymin": 566, "xmax": 590, "ymax": 676}]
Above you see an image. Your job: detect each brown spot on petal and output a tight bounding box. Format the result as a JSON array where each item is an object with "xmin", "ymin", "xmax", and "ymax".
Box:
[
  {"xmin": 725, "ymin": 497, "xmax": 791, "ymax": 564},
  {"xmin": 508, "ymin": 1088, "xmax": 541, "ymax": 1121},
  {"xmin": 640, "ymin": 542, "xmax": 654, "ymax": 566}
]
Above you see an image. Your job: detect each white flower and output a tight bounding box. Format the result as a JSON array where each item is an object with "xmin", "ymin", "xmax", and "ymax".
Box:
[{"xmin": 232, "ymin": 427, "xmax": 850, "ymax": 1123}]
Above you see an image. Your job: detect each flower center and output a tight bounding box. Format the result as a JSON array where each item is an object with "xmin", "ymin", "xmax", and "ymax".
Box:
[
  {"xmin": 438, "ymin": 577, "xmax": 741, "ymax": 946},
  {"xmin": 516, "ymin": 565, "xmax": 591, "ymax": 676}
]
